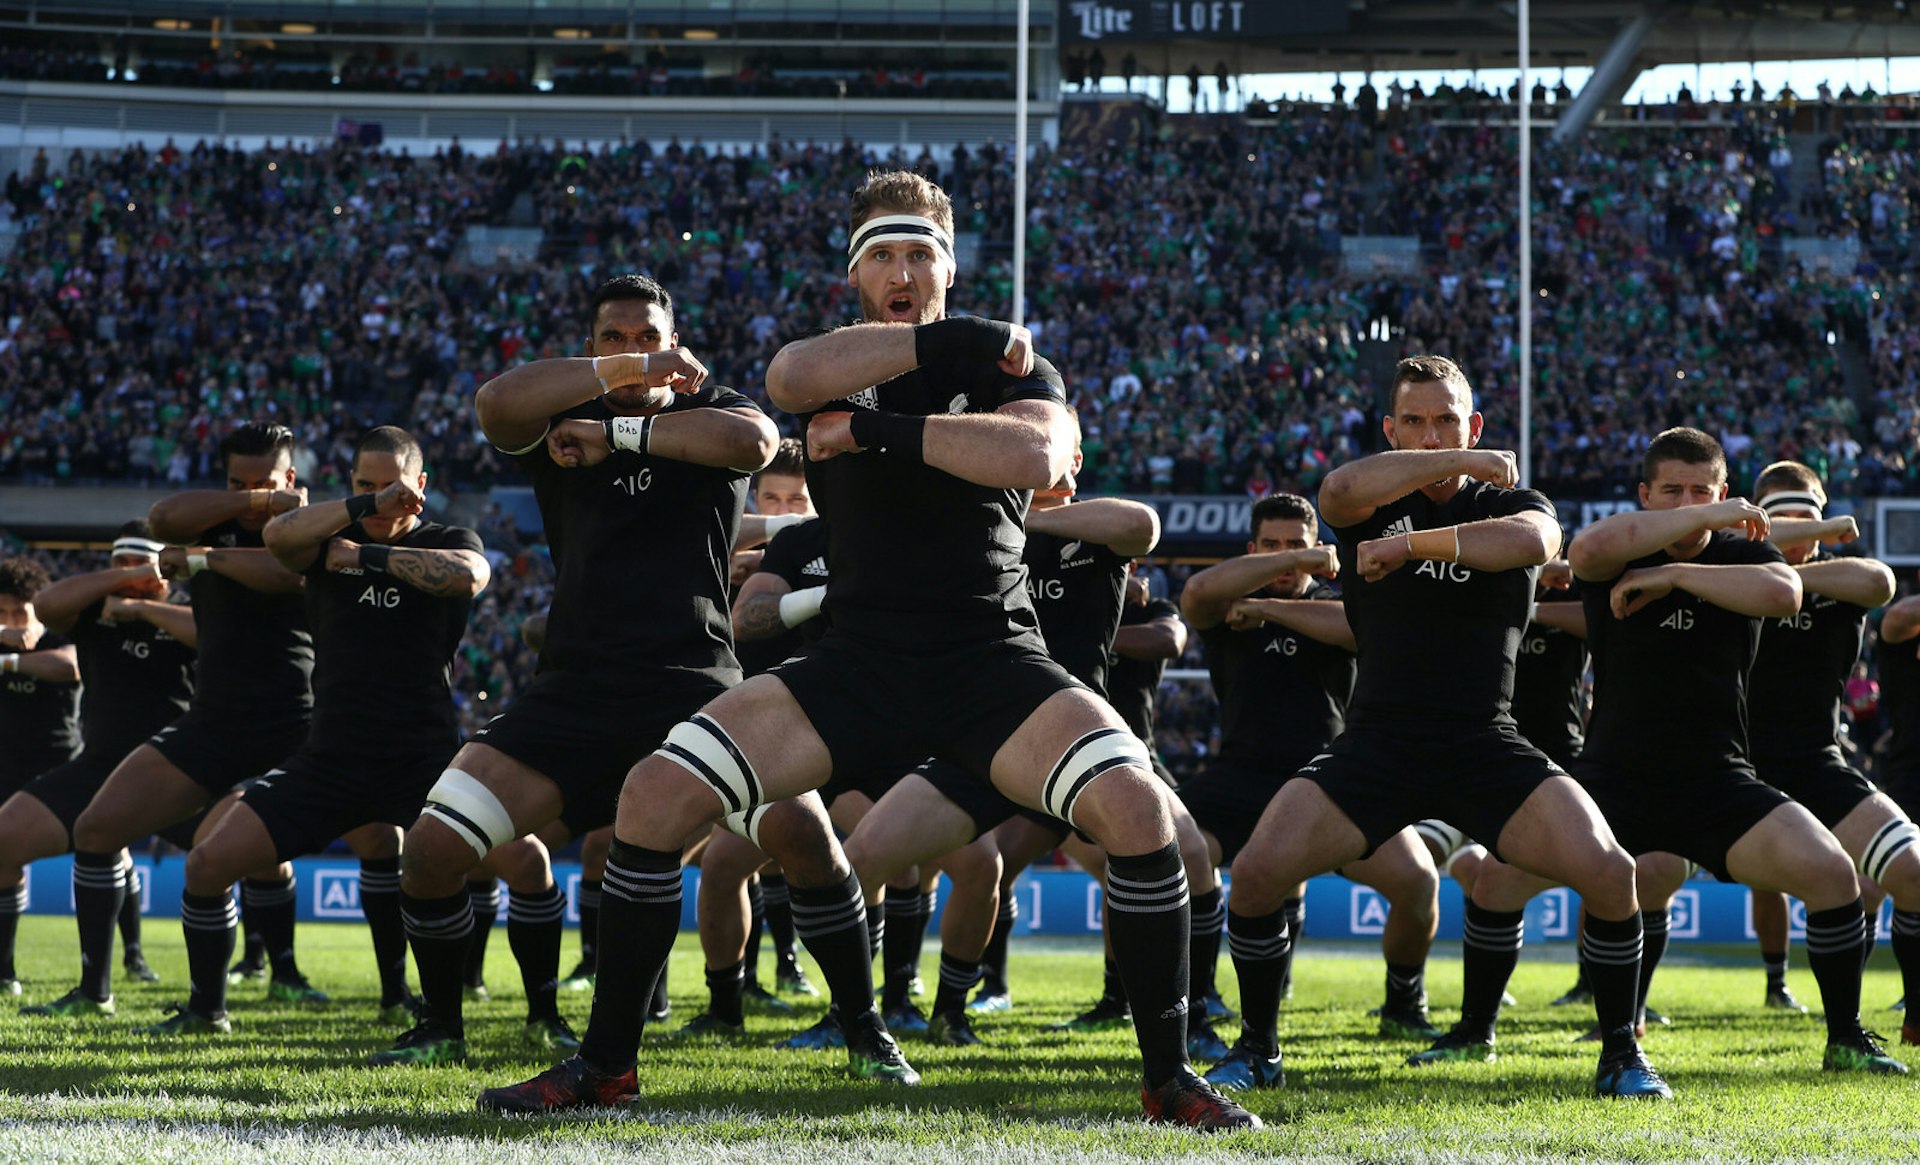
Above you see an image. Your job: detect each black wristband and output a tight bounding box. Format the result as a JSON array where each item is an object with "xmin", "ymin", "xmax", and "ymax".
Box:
[
  {"xmin": 344, "ymin": 493, "xmax": 379, "ymax": 523},
  {"xmin": 846, "ymin": 410, "xmax": 927, "ymax": 459},
  {"xmin": 359, "ymin": 544, "xmax": 392, "ymax": 573},
  {"xmin": 914, "ymin": 316, "xmax": 1015, "ymax": 368}
]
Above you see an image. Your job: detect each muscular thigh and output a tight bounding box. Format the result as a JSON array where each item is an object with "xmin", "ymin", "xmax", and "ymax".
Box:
[{"xmin": 74, "ymin": 744, "xmax": 212, "ymax": 851}]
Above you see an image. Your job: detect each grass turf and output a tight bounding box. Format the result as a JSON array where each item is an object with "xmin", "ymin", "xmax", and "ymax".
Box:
[{"xmin": 0, "ymin": 916, "xmax": 1912, "ymax": 1163}]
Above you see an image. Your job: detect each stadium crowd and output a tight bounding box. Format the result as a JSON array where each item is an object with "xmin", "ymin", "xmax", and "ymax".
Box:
[{"xmin": 5, "ymin": 104, "xmax": 1919, "ymax": 505}]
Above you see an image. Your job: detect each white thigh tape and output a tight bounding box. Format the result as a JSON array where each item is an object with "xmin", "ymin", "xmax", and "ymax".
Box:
[
  {"xmin": 421, "ymin": 769, "xmax": 517, "ymax": 861},
  {"xmin": 655, "ymin": 713, "xmax": 764, "ymax": 815},
  {"xmin": 1040, "ymin": 727, "xmax": 1151, "ymax": 827}
]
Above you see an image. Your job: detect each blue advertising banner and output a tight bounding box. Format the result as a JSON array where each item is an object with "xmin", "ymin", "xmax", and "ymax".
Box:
[{"xmin": 23, "ymin": 858, "xmax": 1891, "ymax": 945}]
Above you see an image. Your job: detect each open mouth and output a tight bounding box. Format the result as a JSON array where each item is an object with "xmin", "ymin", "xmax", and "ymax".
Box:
[{"xmin": 885, "ymin": 295, "xmax": 916, "ymax": 321}]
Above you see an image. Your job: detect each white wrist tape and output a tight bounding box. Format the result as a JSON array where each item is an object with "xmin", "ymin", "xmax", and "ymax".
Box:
[
  {"xmin": 187, "ymin": 553, "xmax": 210, "ymax": 577},
  {"xmin": 608, "ymin": 414, "xmax": 654, "ymax": 454},
  {"xmin": 592, "ymin": 352, "xmax": 649, "ymax": 394},
  {"xmin": 762, "ymin": 513, "xmax": 808, "ymax": 537},
  {"xmin": 778, "ymin": 585, "xmax": 827, "ymax": 628}
]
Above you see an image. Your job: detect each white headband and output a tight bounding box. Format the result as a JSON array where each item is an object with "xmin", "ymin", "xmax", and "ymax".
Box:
[
  {"xmin": 846, "ymin": 214, "xmax": 954, "ymax": 273},
  {"xmin": 111, "ymin": 537, "xmax": 164, "ymax": 559},
  {"xmin": 1759, "ymin": 490, "xmax": 1824, "ymax": 519}
]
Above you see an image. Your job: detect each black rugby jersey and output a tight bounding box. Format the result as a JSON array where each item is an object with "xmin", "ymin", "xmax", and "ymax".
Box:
[
  {"xmin": 1511, "ymin": 591, "xmax": 1588, "ymax": 760},
  {"xmin": 300, "ymin": 519, "xmax": 483, "ymax": 746},
  {"xmin": 0, "ymin": 633, "xmax": 80, "ymax": 781},
  {"xmin": 1580, "ymin": 531, "xmax": 1785, "ymax": 772},
  {"xmin": 1331, "ymin": 481, "xmax": 1553, "ymax": 727},
  {"xmin": 1199, "ymin": 578, "xmax": 1355, "ymax": 771},
  {"xmin": 1879, "ymin": 628, "xmax": 1920, "ymax": 789},
  {"xmin": 1749, "ymin": 549, "xmax": 1869, "ymax": 763},
  {"xmin": 190, "ymin": 519, "xmax": 313, "ymax": 722},
  {"xmin": 1108, "ymin": 597, "xmax": 1180, "ymax": 748},
  {"xmin": 740, "ymin": 516, "xmax": 830, "ymax": 675},
  {"xmin": 68, "ymin": 598, "xmax": 195, "ymax": 760},
  {"xmin": 1023, "ymin": 525, "xmax": 1128, "ymax": 696},
  {"xmin": 513, "ymin": 384, "xmax": 757, "ymax": 681},
  {"xmin": 805, "ymin": 354, "xmax": 1067, "ymax": 648}
]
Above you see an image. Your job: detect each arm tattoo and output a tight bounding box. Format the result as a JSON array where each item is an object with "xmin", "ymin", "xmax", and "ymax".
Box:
[
  {"xmin": 388, "ymin": 549, "xmax": 481, "ymax": 597},
  {"xmin": 734, "ymin": 593, "xmax": 790, "ymax": 642}
]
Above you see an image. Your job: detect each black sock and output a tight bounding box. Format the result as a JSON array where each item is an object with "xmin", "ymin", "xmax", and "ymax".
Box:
[
  {"xmin": 707, "ymin": 960, "xmax": 745, "ymax": 1026},
  {"xmin": 401, "ymin": 888, "xmax": 473, "ymax": 1037},
  {"xmin": 243, "ymin": 874, "xmax": 299, "ymax": 980},
  {"xmin": 1893, "ymin": 910, "xmax": 1920, "ymax": 1012},
  {"xmin": 509, "ymin": 883, "xmax": 566, "ymax": 1023},
  {"xmin": 1384, "ymin": 961, "xmax": 1427, "ymax": 1013},
  {"xmin": 744, "ymin": 877, "xmax": 767, "ymax": 988},
  {"xmin": 932, "ymin": 949, "xmax": 982, "ymax": 1018},
  {"xmin": 1101, "ymin": 956, "xmax": 1126, "ymax": 1004},
  {"xmin": 0, "ymin": 881, "xmax": 24, "ymax": 980},
  {"xmin": 1106, "ymin": 843, "xmax": 1191, "ymax": 1087},
  {"xmin": 180, "ymin": 889, "xmax": 236, "ymax": 1018},
  {"xmin": 359, "ymin": 858, "xmax": 409, "ymax": 1007},
  {"xmin": 1762, "ymin": 948, "xmax": 1788, "ymax": 990},
  {"xmin": 865, "ymin": 901, "xmax": 885, "ymax": 963},
  {"xmin": 464, "ymin": 880, "xmax": 500, "ymax": 987},
  {"xmin": 793, "ymin": 870, "xmax": 879, "ymax": 1021},
  {"xmin": 1459, "ymin": 903, "xmax": 1524, "ymax": 1043},
  {"xmin": 73, "ymin": 851, "xmax": 124, "ymax": 1002},
  {"xmin": 576, "ymin": 878, "xmax": 601, "ymax": 972},
  {"xmin": 879, "ymin": 882, "xmax": 921, "ymax": 1010},
  {"xmin": 650, "ymin": 961, "xmax": 670, "ymax": 1018},
  {"xmin": 1277, "ymin": 896, "xmax": 1305, "ymax": 997},
  {"xmin": 762, "ymin": 872, "xmax": 798, "ymax": 968},
  {"xmin": 1190, "ymin": 886, "xmax": 1225, "ymax": 1006},
  {"xmin": 1580, "ymin": 911, "xmax": 1644, "ymax": 1058},
  {"xmin": 118, "ymin": 864, "xmax": 144, "ymax": 959},
  {"xmin": 1637, "ymin": 907, "xmax": 1670, "ymax": 1028},
  {"xmin": 1226, "ymin": 906, "xmax": 1289, "ymax": 1057},
  {"xmin": 1805, "ymin": 899, "xmax": 1868, "ymax": 1042},
  {"xmin": 979, "ymin": 894, "xmax": 1015, "ymax": 995},
  {"xmin": 578, "ymin": 839, "xmax": 684, "ymax": 1074}
]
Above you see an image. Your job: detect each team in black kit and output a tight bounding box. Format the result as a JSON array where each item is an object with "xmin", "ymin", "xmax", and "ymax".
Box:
[{"xmin": 11, "ymin": 166, "xmax": 1918, "ymax": 1128}]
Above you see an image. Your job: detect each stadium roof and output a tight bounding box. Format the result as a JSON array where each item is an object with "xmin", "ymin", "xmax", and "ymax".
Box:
[{"xmin": 1062, "ymin": 1, "xmax": 1920, "ymax": 79}]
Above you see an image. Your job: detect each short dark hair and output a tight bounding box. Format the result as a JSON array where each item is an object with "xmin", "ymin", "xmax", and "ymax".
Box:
[
  {"xmin": 218, "ymin": 422, "xmax": 295, "ymax": 466},
  {"xmin": 1643, "ymin": 426, "xmax": 1726, "ymax": 486},
  {"xmin": 0, "ymin": 556, "xmax": 50, "ymax": 603},
  {"xmin": 588, "ymin": 274, "xmax": 674, "ymax": 334},
  {"xmin": 849, "ymin": 169, "xmax": 955, "ymax": 240},
  {"xmin": 1754, "ymin": 460, "xmax": 1827, "ymax": 506},
  {"xmin": 758, "ymin": 438, "xmax": 805, "ymax": 482},
  {"xmin": 1249, "ymin": 493, "xmax": 1317, "ymax": 540},
  {"xmin": 1389, "ymin": 355, "xmax": 1472, "ymax": 413},
  {"xmin": 116, "ymin": 518, "xmax": 153, "ymax": 540},
  {"xmin": 354, "ymin": 425, "xmax": 424, "ymax": 474}
]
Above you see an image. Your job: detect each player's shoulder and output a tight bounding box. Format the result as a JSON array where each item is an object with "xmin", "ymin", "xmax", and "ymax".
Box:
[
  {"xmin": 680, "ymin": 382, "xmax": 760, "ymax": 413},
  {"xmin": 1302, "ymin": 578, "xmax": 1341, "ymax": 602},
  {"xmin": 405, "ymin": 520, "xmax": 485, "ymax": 553},
  {"xmin": 1707, "ymin": 529, "xmax": 1787, "ymax": 565},
  {"xmin": 1460, "ymin": 480, "xmax": 1554, "ymax": 519}
]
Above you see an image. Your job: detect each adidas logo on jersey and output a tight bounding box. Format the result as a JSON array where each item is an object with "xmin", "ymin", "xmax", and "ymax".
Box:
[
  {"xmin": 802, "ymin": 557, "xmax": 828, "ymax": 578},
  {"xmin": 841, "ymin": 387, "xmax": 880, "ymax": 410},
  {"xmin": 1381, "ymin": 516, "xmax": 1415, "ymax": 539}
]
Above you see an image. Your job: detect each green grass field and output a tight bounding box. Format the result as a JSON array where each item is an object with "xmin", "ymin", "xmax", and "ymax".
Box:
[{"xmin": 0, "ymin": 916, "xmax": 1913, "ymax": 1163}]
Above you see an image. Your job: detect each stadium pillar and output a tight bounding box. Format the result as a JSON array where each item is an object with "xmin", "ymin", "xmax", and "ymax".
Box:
[{"xmin": 1551, "ymin": 13, "xmax": 1654, "ymax": 144}]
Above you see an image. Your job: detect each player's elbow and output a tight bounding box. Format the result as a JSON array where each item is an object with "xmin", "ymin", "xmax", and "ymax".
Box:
[
  {"xmin": 734, "ymin": 420, "xmax": 779, "ymax": 474},
  {"xmin": 1759, "ymin": 571, "xmax": 1804, "ymax": 617},
  {"xmin": 1566, "ymin": 531, "xmax": 1610, "ymax": 580},
  {"xmin": 764, "ymin": 348, "xmax": 808, "ymax": 413},
  {"xmin": 1864, "ymin": 563, "xmax": 1898, "ymax": 609},
  {"xmin": 1116, "ymin": 505, "xmax": 1162, "ymax": 557}
]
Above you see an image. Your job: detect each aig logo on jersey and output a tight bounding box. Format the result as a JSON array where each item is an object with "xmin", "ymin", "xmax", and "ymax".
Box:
[
  {"xmin": 610, "ymin": 467, "xmax": 653, "ymax": 496},
  {"xmin": 1263, "ymin": 632, "xmax": 1299, "ymax": 656},
  {"xmin": 359, "ymin": 585, "xmax": 403, "ymax": 609},
  {"xmin": 1029, "ymin": 576, "xmax": 1066, "ymax": 602}
]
